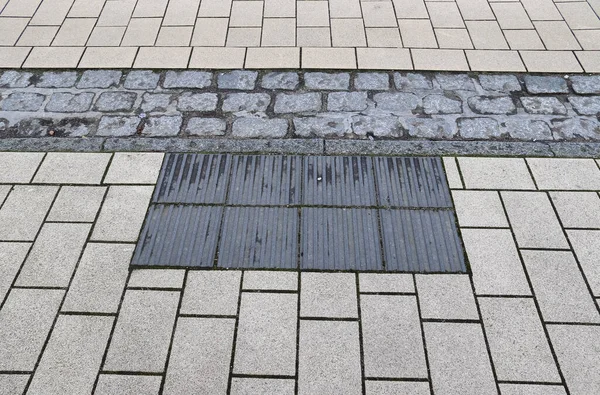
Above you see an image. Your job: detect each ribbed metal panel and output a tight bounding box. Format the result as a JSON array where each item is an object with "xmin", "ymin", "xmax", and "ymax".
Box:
[
  {"xmin": 380, "ymin": 209, "xmax": 465, "ymax": 272},
  {"xmin": 300, "ymin": 208, "xmax": 383, "ymax": 270},
  {"xmin": 153, "ymin": 153, "xmax": 231, "ymax": 204},
  {"xmin": 131, "ymin": 205, "xmax": 223, "ymax": 267},
  {"xmin": 228, "ymin": 155, "xmax": 302, "ymax": 205},
  {"xmin": 375, "ymin": 157, "xmax": 452, "ymax": 208},
  {"xmin": 303, "ymin": 156, "xmax": 377, "ymax": 207},
  {"xmin": 218, "ymin": 207, "xmax": 298, "ymax": 269}
]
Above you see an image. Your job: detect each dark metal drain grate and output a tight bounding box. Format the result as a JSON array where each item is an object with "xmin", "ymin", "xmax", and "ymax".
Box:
[{"xmin": 131, "ymin": 154, "xmax": 466, "ymax": 273}]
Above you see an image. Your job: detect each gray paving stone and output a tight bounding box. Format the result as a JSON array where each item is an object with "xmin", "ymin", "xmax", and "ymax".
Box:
[
  {"xmin": 231, "ymin": 378, "xmax": 295, "ymax": 395},
  {"xmin": 374, "ymin": 92, "xmax": 420, "ymax": 112},
  {"xmin": 416, "ymin": 274, "xmax": 479, "ymax": 320},
  {"xmin": 442, "ymin": 157, "xmax": 462, "ymax": 189},
  {"xmin": 365, "ymin": 381, "xmax": 431, "ymax": 395},
  {"xmin": 234, "ymin": 293, "xmax": 297, "ymax": 375},
  {"xmin": 27, "ymin": 315, "xmax": 113, "ymax": 395},
  {"xmin": 104, "ymin": 152, "xmax": 164, "ymax": 184},
  {"xmin": 97, "ymin": 115, "xmax": 140, "ymax": 137},
  {"xmin": 34, "ymin": 152, "xmax": 111, "ymax": 184},
  {"xmin": 394, "ymin": 73, "xmax": 433, "ymax": 90},
  {"xmin": 551, "ymin": 192, "xmax": 600, "ymax": 228},
  {"xmin": 479, "ymin": 297, "xmax": 560, "ymax": 382},
  {"xmin": 569, "ymin": 96, "xmax": 600, "ymax": 116},
  {"xmin": 571, "ymin": 75, "xmax": 600, "ymax": 94},
  {"xmin": 163, "ymin": 70, "xmax": 212, "ymax": 89},
  {"xmin": 124, "ymin": 70, "xmax": 160, "ymax": 90},
  {"xmin": 499, "ymin": 384, "xmax": 566, "ymax": 395},
  {"xmin": 164, "ymin": 317, "xmax": 234, "ymax": 395},
  {"xmin": 504, "ymin": 119, "xmax": 553, "ymax": 140},
  {"xmin": 458, "ymin": 157, "xmax": 535, "ymax": 189},
  {"xmin": 458, "ymin": 117, "xmax": 501, "ymax": 138},
  {"xmin": 300, "ymin": 273, "xmax": 358, "ymax": 318},
  {"xmin": 522, "ymin": 250, "xmax": 600, "ymax": 323},
  {"xmin": 468, "ymin": 96, "xmax": 516, "ymax": 115},
  {"xmin": 176, "ymin": 92, "xmax": 218, "ymax": 112},
  {"xmin": 261, "ymin": 72, "xmax": 299, "ymax": 90},
  {"xmin": 328, "ymin": 92, "xmax": 368, "ymax": 111},
  {"xmin": 242, "ymin": 271, "xmax": 298, "ymax": 291},
  {"xmin": 62, "ymin": 243, "xmax": 134, "ymax": 313},
  {"xmin": 0, "ymin": 289, "xmax": 64, "ymax": 371},
  {"xmin": 0, "ymin": 374, "xmax": 29, "ymax": 395},
  {"xmin": 92, "ymin": 185, "xmax": 154, "ymax": 242},
  {"xmin": 128, "ymin": 269, "xmax": 185, "ymax": 289},
  {"xmin": 478, "ymin": 74, "xmax": 521, "ymax": 92},
  {"xmin": 46, "ymin": 92, "xmax": 94, "ymax": 113},
  {"xmin": 37, "ymin": 71, "xmax": 78, "ymax": 88},
  {"xmin": 551, "ymin": 117, "xmax": 600, "ymax": 140},
  {"xmin": 461, "ymin": 228, "xmax": 531, "ymax": 295},
  {"xmin": 355, "ymin": 72, "xmax": 389, "ymax": 90},
  {"xmin": 528, "ymin": 158, "xmax": 600, "ymax": 190},
  {"xmin": 521, "ymin": 97, "xmax": 567, "ymax": 115},
  {"xmin": 141, "ymin": 93, "xmax": 172, "ymax": 112},
  {"xmin": 435, "ymin": 73, "xmax": 475, "ymax": 91},
  {"xmin": 0, "ymin": 242, "xmax": 30, "ymax": 303},
  {"xmin": 95, "ymin": 375, "xmax": 162, "ymax": 395},
  {"xmin": 524, "ymin": 76, "xmax": 568, "ymax": 94},
  {"xmin": 293, "ymin": 115, "xmax": 351, "ymax": 137},
  {"xmin": 425, "ymin": 322, "xmax": 496, "ymax": 395},
  {"xmin": 142, "ymin": 115, "xmax": 183, "ymax": 136},
  {"xmin": 0, "ymin": 185, "xmax": 58, "ymax": 241},
  {"xmin": 222, "ymin": 93, "xmax": 270, "ymax": 112},
  {"xmin": 217, "ymin": 70, "xmax": 257, "ymax": 90},
  {"xmin": 180, "ymin": 271, "xmax": 241, "ymax": 315},
  {"xmin": 104, "ymin": 290, "xmax": 180, "ymax": 372},
  {"xmin": 423, "ymin": 94, "xmax": 462, "ymax": 114},
  {"xmin": 232, "ymin": 117, "xmax": 288, "ymax": 137},
  {"xmin": 353, "ymin": 115, "xmax": 402, "ymax": 137},
  {"xmin": 0, "ymin": 152, "xmax": 44, "ymax": 183},
  {"xmin": 274, "ymin": 92, "xmax": 322, "ymax": 113},
  {"xmin": 359, "ymin": 273, "xmax": 414, "ymax": 293},
  {"xmin": 77, "ymin": 70, "xmax": 122, "ymax": 89},
  {"xmin": 452, "ymin": 190, "xmax": 508, "ymax": 227},
  {"xmin": 502, "ymin": 191, "xmax": 569, "ymax": 249},
  {"xmin": 406, "ymin": 117, "xmax": 456, "ymax": 139},
  {"xmin": 0, "ymin": 70, "xmax": 33, "ymax": 88},
  {"xmin": 186, "ymin": 117, "xmax": 227, "ymax": 136},
  {"xmin": 95, "ymin": 92, "xmax": 137, "ymax": 112},
  {"xmin": 361, "ymin": 295, "xmax": 428, "ymax": 378},
  {"xmin": 1, "ymin": 92, "xmax": 45, "ymax": 111},
  {"xmin": 298, "ymin": 320, "xmax": 362, "ymax": 395},
  {"xmin": 15, "ymin": 222, "xmax": 90, "ymax": 287},
  {"xmin": 304, "ymin": 72, "xmax": 350, "ymax": 90},
  {"xmin": 568, "ymin": 230, "xmax": 600, "ymax": 296},
  {"xmin": 547, "ymin": 325, "xmax": 600, "ymax": 395}
]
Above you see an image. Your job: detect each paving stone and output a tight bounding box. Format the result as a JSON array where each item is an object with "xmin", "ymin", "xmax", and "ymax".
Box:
[
  {"xmin": 304, "ymin": 72, "xmax": 350, "ymax": 90},
  {"xmin": 62, "ymin": 243, "xmax": 133, "ymax": 313},
  {"xmin": 242, "ymin": 271, "xmax": 298, "ymax": 291},
  {"xmin": 373, "ymin": 92, "xmax": 420, "ymax": 112},
  {"xmin": 1, "ymin": 92, "xmax": 45, "ymax": 111},
  {"xmin": 274, "ymin": 92, "xmax": 322, "ymax": 113},
  {"xmin": 37, "ymin": 71, "xmax": 78, "ymax": 88},
  {"xmin": 461, "ymin": 228, "xmax": 531, "ymax": 295},
  {"xmin": 34, "ymin": 152, "xmax": 111, "ymax": 184},
  {"xmin": 15, "ymin": 222, "xmax": 90, "ymax": 287},
  {"xmin": 104, "ymin": 152, "xmax": 164, "ymax": 184},
  {"xmin": 141, "ymin": 93, "xmax": 172, "ymax": 112},
  {"xmin": 0, "ymin": 374, "xmax": 29, "ymax": 394},
  {"xmin": 0, "ymin": 70, "xmax": 33, "ymax": 88},
  {"xmin": 551, "ymin": 117, "xmax": 600, "ymax": 140},
  {"xmin": 457, "ymin": 157, "xmax": 535, "ymax": 189},
  {"xmin": 294, "ymin": 115, "xmax": 352, "ymax": 137},
  {"xmin": 452, "ymin": 190, "xmax": 508, "ymax": 227},
  {"xmin": 423, "ymin": 94, "xmax": 462, "ymax": 114},
  {"xmin": 298, "ymin": 320, "xmax": 362, "ymax": 395},
  {"xmin": 478, "ymin": 74, "xmax": 521, "ymax": 92},
  {"xmin": 232, "ymin": 117, "xmax": 288, "ymax": 137},
  {"xmin": 234, "ymin": 293, "xmax": 297, "ymax": 375},
  {"xmin": 0, "ymin": 289, "xmax": 64, "ymax": 371},
  {"xmin": 352, "ymin": 115, "xmax": 403, "ymax": 137},
  {"xmin": 521, "ymin": 97, "xmax": 567, "ymax": 115},
  {"xmin": 77, "ymin": 70, "xmax": 122, "ymax": 89},
  {"xmin": 547, "ymin": 325, "xmax": 600, "ymax": 395},
  {"xmin": 142, "ymin": 116, "xmax": 183, "ymax": 136},
  {"xmin": 261, "ymin": 72, "xmax": 299, "ymax": 90},
  {"xmin": 0, "ymin": 152, "xmax": 44, "ymax": 183},
  {"xmin": 365, "ymin": 381, "xmax": 431, "ymax": 395},
  {"xmin": 504, "ymin": 119, "xmax": 553, "ymax": 140},
  {"xmin": 164, "ymin": 317, "xmax": 234, "ymax": 394},
  {"xmin": 442, "ymin": 157, "xmax": 462, "ymax": 189},
  {"xmin": 355, "ymin": 72, "xmax": 389, "ymax": 90},
  {"xmin": 46, "ymin": 92, "xmax": 94, "ymax": 113},
  {"xmin": 468, "ymin": 96, "xmax": 516, "ymax": 115},
  {"xmin": 128, "ymin": 269, "xmax": 185, "ymax": 289},
  {"xmin": 186, "ymin": 117, "xmax": 227, "ymax": 136},
  {"xmin": 327, "ymin": 92, "xmax": 368, "ymax": 111},
  {"xmin": 499, "ymin": 384, "xmax": 566, "ymax": 395},
  {"xmin": 124, "ymin": 70, "xmax": 160, "ymax": 90},
  {"xmin": 222, "ymin": 93, "xmax": 271, "ymax": 112},
  {"xmin": 569, "ymin": 96, "xmax": 600, "ymax": 116},
  {"xmin": 435, "ymin": 73, "xmax": 476, "ymax": 91},
  {"xmin": 0, "ymin": 242, "xmax": 30, "ymax": 303},
  {"xmin": 361, "ymin": 295, "xmax": 427, "ymax": 378},
  {"xmin": 92, "ymin": 185, "xmax": 154, "ymax": 242},
  {"xmin": 568, "ymin": 230, "xmax": 600, "ymax": 296},
  {"xmin": 95, "ymin": 375, "xmax": 162, "ymax": 395},
  {"xmin": 0, "ymin": 185, "xmax": 58, "ymax": 241},
  {"xmin": 406, "ymin": 117, "xmax": 456, "ymax": 139},
  {"xmin": 524, "ymin": 75, "xmax": 569, "ymax": 94},
  {"xmin": 551, "ymin": 192, "xmax": 600, "ymax": 228},
  {"xmin": 104, "ymin": 290, "xmax": 180, "ymax": 373},
  {"xmin": 176, "ymin": 92, "xmax": 218, "ymax": 112},
  {"xmin": 94, "ymin": 92, "xmax": 137, "ymax": 112},
  {"xmin": 231, "ymin": 378, "xmax": 295, "ymax": 395},
  {"xmin": 27, "ymin": 315, "xmax": 113, "ymax": 395},
  {"xmin": 458, "ymin": 117, "xmax": 501, "ymax": 138},
  {"xmin": 425, "ymin": 322, "xmax": 497, "ymax": 395},
  {"xmin": 300, "ymin": 272, "xmax": 357, "ymax": 318},
  {"xmin": 97, "ymin": 115, "xmax": 140, "ymax": 137},
  {"xmin": 394, "ymin": 73, "xmax": 433, "ymax": 90},
  {"xmin": 416, "ymin": 274, "xmax": 479, "ymax": 320},
  {"xmin": 217, "ymin": 70, "xmax": 257, "ymax": 90},
  {"xmin": 359, "ymin": 273, "xmax": 414, "ymax": 293},
  {"xmin": 527, "ymin": 158, "xmax": 600, "ymax": 190},
  {"xmin": 571, "ymin": 75, "xmax": 600, "ymax": 94},
  {"xmin": 163, "ymin": 71, "xmax": 212, "ymax": 89},
  {"xmin": 180, "ymin": 271, "xmax": 241, "ymax": 315}
]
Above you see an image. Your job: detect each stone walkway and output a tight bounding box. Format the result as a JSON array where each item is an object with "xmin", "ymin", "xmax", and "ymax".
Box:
[
  {"xmin": 0, "ymin": 152, "xmax": 599, "ymax": 394},
  {"xmin": 1, "ymin": 0, "xmax": 600, "ymax": 71}
]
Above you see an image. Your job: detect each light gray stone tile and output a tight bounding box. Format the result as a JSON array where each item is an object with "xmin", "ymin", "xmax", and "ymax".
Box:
[
  {"xmin": 16, "ymin": 223, "xmax": 90, "ymax": 287},
  {"xmin": 361, "ymin": 295, "xmax": 427, "ymax": 378},
  {"xmin": 0, "ymin": 185, "xmax": 58, "ymax": 241},
  {"xmin": 568, "ymin": 230, "xmax": 600, "ymax": 296},
  {"xmin": 164, "ymin": 317, "xmax": 235, "ymax": 394},
  {"xmin": 457, "ymin": 157, "xmax": 535, "ymax": 190},
  {"xmin": 522, "ymin": 250, "xmax": 600, "ymax": 323},
  {"xmin": 0, "ymin": 289, "xmax": 64, "ymax": 371},
  {"xmin": 62, "ymin": 243, "xmax": 134, "ymax": 313},
  {"xmin": 550, "ymin": 192, "xmax": 600, "ymax": 228},
  {"xmin": 527, "ymin": 158, "xmax": 600, "ymax": 190},
  {"xmin": 365, "ymin": 380, "xmax": 431, "ymax": 395},
  {"xmin": 0, "ymin": 374, "xmax": 29, "ymax": 395},
  {"xmin": 452, "ymin": 190, "xmax": 509, "ymax": 227},
  {"xmin": 128, "ymin": 269, "xmax": 186, "ymax": 289},
  {"xmin": 0, "ymin": 185, "xmax": 10, "ymax": 205},
  {"xmin": 95, "ymin": 375, "xmax": 162, "ymax": 395},
  {"xmin": 27, "ymin": 315, "xmax": 113, "ymax": 395},
  {"xmin": 443, "ymin": 157, "xmax": 463, "ymax": 189},
  {"xmin": 231, "ymin": 378, "xmax": 295, "ymax": 395},
  {"xmin": 0, "ymin": 242, "xmax": 30, "ymax": 302},
  {"xmin": 0, "ymin": 152, "xmax": 44, "ymax": 183},
  {"xmin": 298, "ymin": 320, "xmax": 362, "ymax": 395},
  {"xmin": 181, "ymin": 271, "xmax": 241, "ymax": 315},
  {"xmin": 92, "ymin": 186, "xmax": 154, "ymax": 242},
  {"xmin": 461, "ymin": 229, "xmax": 531, "ymax": 295},
  {"xmin": 424, "ymin": 322, "xmax": 496, "ymax": 395},
  {"xmin": 300, "ymin": 272, "xmax": 358, "ymax": 318},
  {"xmin": 359, "ymin": 273, "xmax": 415, "ymax": 293},
  {"xmin": 242, "ymin": 271, "xmax": 297, "ymax": 291},
  {"xmin": 104, "ymin": 153, "xmax": 164, "ymax": 184},
  {"xmin": 104, "ymin": 290, "xmax": 180, "ymax": 373},
  {"xmin": 33, "ymin": 153, "xmax": 111, "ymax": 184},
  {"xmin": 499, "ymin": 384, "xmax": 566, "ymax": 395},
  {"xmin": 548, "ymin": 325, "xmax": 600, "ymax": 395},
  {"xmin": 47, "ymin": 186, "xmax": 106, "ymax": 222},
  {"xmin": 502, "ymin": 192, "xmax": 569, "ymax": 249},
  {"xmin": 416, "ymin": 274, "xmax": 479, "ymax": 320},
  {"xmin": 234, "ymin": 293, "xmax": 297, "ymax": 375},
  {"xmin": 479, "ymin": 297, "xmax": 560, "ymax": 382}
]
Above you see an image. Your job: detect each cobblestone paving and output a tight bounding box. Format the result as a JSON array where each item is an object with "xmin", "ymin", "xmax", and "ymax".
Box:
[
  {"xmin": 0, "ymin": 152, "xmax": 599, "ymax": 394},
  {"xmin": 2, "ymin": 70, "xmax": 600, "ymax": 141},
  {"xmin": 0, "ymin": 0, "xmax": 600, "ymax": 71}
]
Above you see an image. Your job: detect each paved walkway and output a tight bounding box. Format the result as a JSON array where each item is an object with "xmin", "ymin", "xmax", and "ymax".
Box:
[
  {"xmin": 0, "ymin": 152, "xmax": 599, "ymax": 394},
  {"xmin": 1, "ymin": 0, "xmax": 599, "ymax": 71}
]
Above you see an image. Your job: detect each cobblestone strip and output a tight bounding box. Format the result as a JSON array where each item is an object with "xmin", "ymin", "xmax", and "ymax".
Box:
[{"xmin": 1, "ymin": 71, "xmax": 600, "ymax": 141}]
